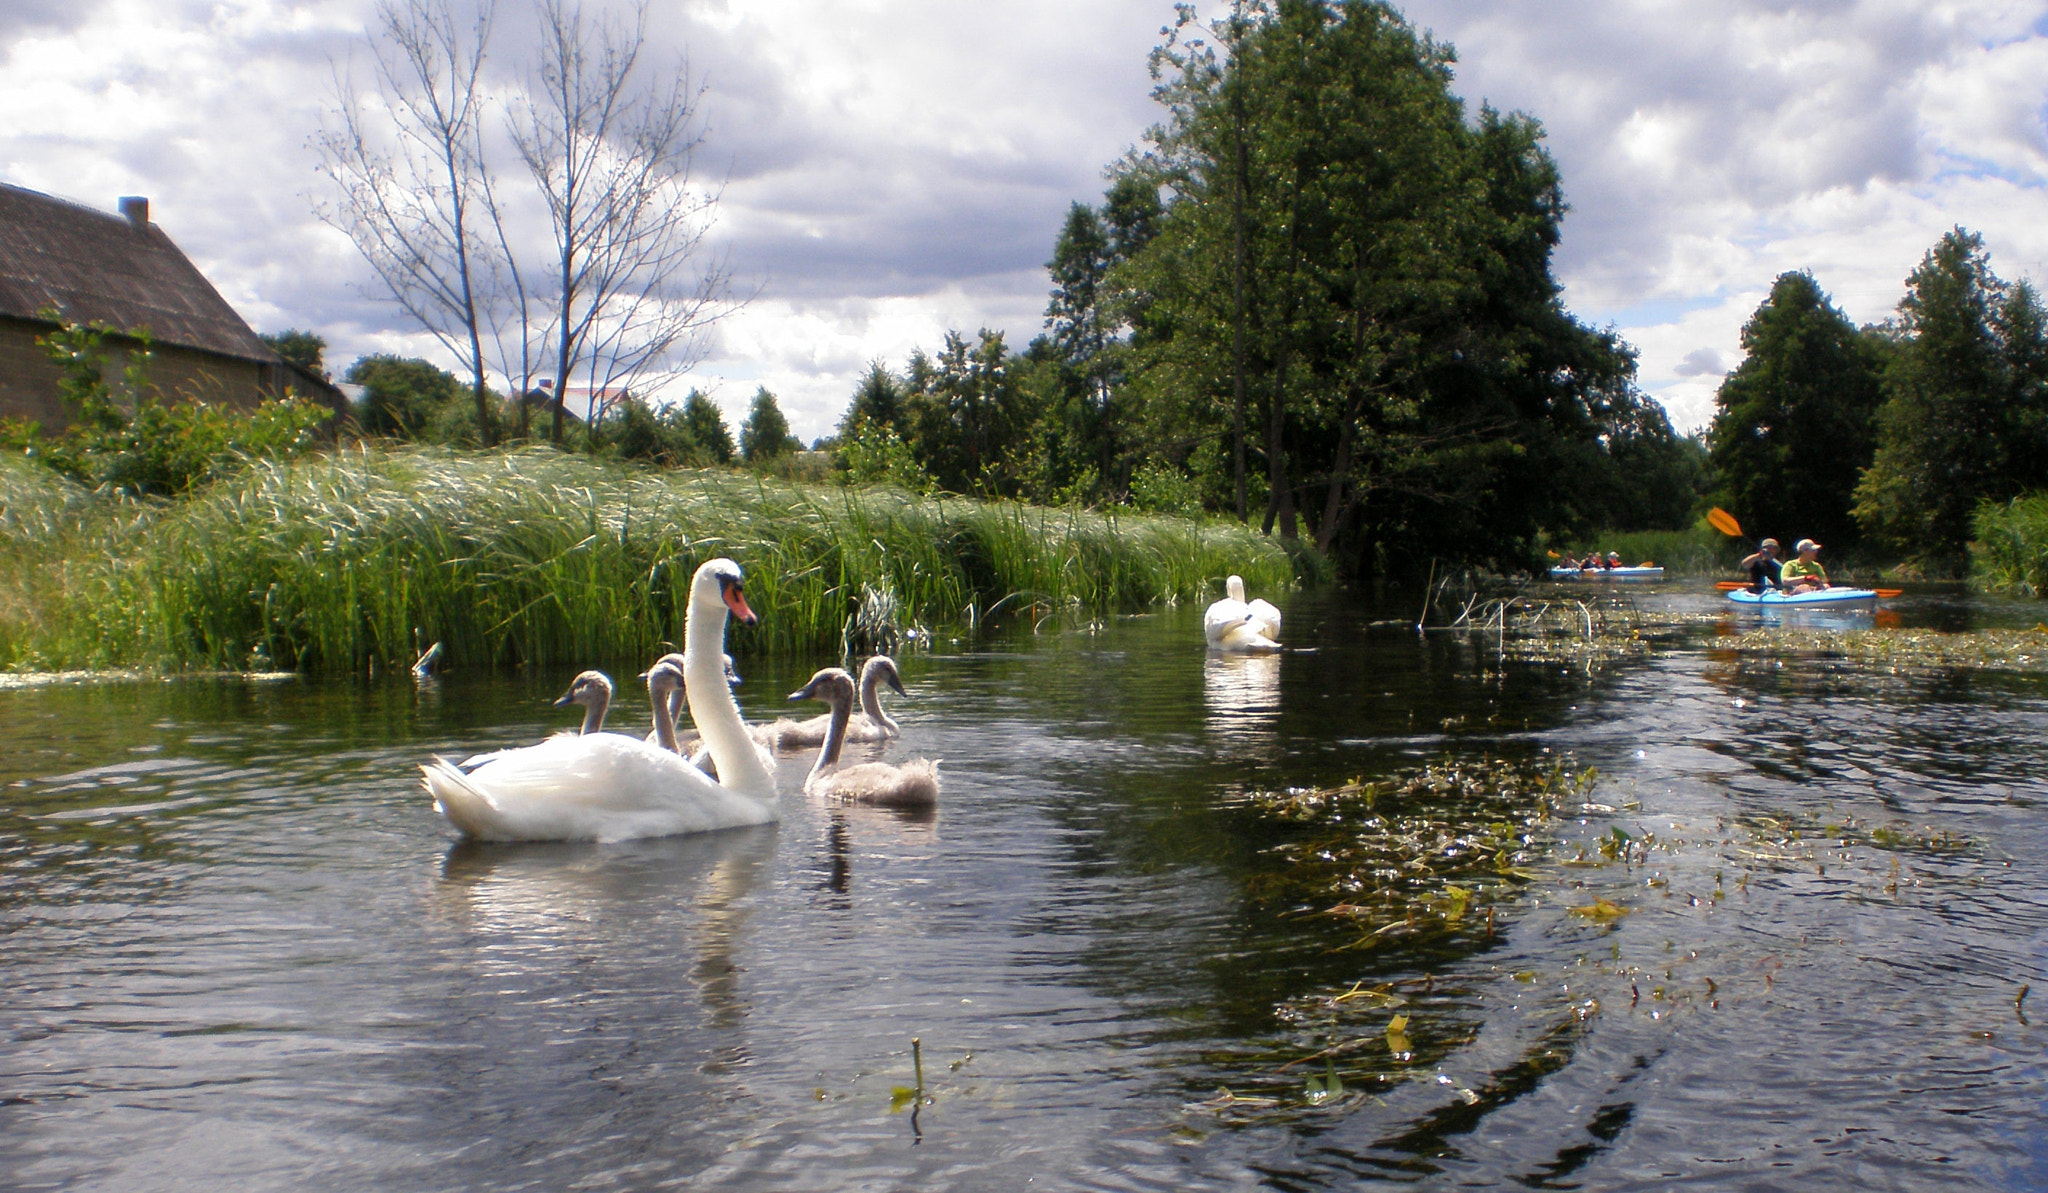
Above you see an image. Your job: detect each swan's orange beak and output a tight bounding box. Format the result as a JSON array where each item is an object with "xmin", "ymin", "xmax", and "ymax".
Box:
[{"xmin": 721, "ymin": 579, "xmax": 758, "ymax": 625}]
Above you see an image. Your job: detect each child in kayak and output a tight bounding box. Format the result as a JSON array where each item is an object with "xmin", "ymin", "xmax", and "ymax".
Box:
[
  {"xmin": 1741, "ymin": 539, "xmax": 1783, "ymax": 593},
  {"xmin": 1782, "ymin": 539, "xmax": 1829, "ymax": 591}
]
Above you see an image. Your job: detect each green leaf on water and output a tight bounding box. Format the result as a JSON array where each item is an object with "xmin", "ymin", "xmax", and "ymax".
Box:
[
  {"xmin": 1305, "ymin": 1056, "xmax": 1346, "ymax": 1105},
  {"xmin": 1569, "ymin": 897, "xmax": 1631, "ymax": 923},
  {"xmin": 1386, "ymin": 1013, "xmax": 1413, "ymax": 1060},
  {"xmin": 889, "ymin": 1085, "xmax": 919, "ymax": 1113}
]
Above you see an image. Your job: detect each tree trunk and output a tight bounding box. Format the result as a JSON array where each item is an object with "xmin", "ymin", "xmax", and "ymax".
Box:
[
  {"xmin": 1315, "ymin": 411, "xmax": 1356, "ymax": 554},
  {"xmin": 1227, "ymin": 5, "xmax": 1251, "ymax": 523},
  {"xmin": 1261, "ymin": 341, "xmax": 1297, "ymax": 538},
  {"xmin": 1263, "ymin": 360, "xmax": 1296, "ymax": 538}
]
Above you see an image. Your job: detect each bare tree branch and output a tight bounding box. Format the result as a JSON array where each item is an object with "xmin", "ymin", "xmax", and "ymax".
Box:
[
  {"xmin": 314, "ymin": 0, "xmax": 502, "ymax": 444},
  {"xmin": 510, "ymin": 0, "xmax": 740, "ymax": 441}
]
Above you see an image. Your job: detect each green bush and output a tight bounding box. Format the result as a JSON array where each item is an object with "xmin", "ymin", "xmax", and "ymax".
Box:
[
  {"xmin": 835, "ymin": 417, "xmax": 933, "ymax": 493},
  {"xmin": 1, "ymin": 316, "xmax": 330, "ymax": 498},
  {"xmin": 1973, "ymin": 493, "xmax": 2048, "ymax": 597}
]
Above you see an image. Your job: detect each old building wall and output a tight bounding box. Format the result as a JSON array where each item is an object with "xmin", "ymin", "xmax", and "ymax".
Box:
[
  {"xmin": 0, "ymin": 317, "xmax": 64, "ymax": 428},
  {"xmin": 0, "ymin": 316, "xmax": 271, "ymax": 430}
]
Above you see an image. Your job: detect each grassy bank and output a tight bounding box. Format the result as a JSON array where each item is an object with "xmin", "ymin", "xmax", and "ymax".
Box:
[{"xmin": 0, "ymin": 445, "xmax": 1297, "ymax": 674}]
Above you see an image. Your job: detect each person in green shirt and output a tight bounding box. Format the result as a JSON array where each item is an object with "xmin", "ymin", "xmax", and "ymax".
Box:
[{"xmin": 1781, "ymin": 539, "xmax": 1829, "ymax": 591}]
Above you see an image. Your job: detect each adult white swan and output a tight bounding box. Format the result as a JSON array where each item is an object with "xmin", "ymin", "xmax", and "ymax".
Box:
[
  {"xmin": 1204, "ymin": 574, "xmax": 1282, "ymax": 652},
  {"xmin": 421, "ymin": 558, "xmax": 777, "ymax": 841},
  {"xmin": 758, "ymin": 655, "xmax": 907, "ymax": 750},
  {"xmin": 789, "ymin": 666, "xmax": 939, "ymax": 809}
]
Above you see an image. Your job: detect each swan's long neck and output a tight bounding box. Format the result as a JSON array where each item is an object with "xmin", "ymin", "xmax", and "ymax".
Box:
[
  {"xmin": 580, "ymin": 693, "xmax": 608, "ymax": 735},
  {"xmin": 859, "ymin": 667, "xmax": 899, "ymax": 736},
  {"xmin": 808, "ymin": 687, "xmax": 853, "ymax": 785},
  {"xmin": 1226, "ymin": 575, "xmax": 1247, "ymax": 603},
  {"xmin": 685, "ymin": 588, "xmax": 774, "ymax": 798},
  {"xmin": 649, "ymin": 679, "xmax": 680, "ymax": 753}
]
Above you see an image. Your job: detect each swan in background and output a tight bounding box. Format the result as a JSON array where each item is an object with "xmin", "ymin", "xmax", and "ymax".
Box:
[
  {"xmin": 759, "ymin": 655, "xmax": 907, "ymax": 750},
  {"xmin": 421, "ymin": 557, "xmax": 777, "ymax": 840},
  {"xmin": 556, "ymin": 670, "xmax": 614, "ymax": 734},
  {"xmin": 1204, "ymin": 574, "xmax": 1282, "ymax": 652},
  {"xmin": 457, "ymin": 669, "xmax": 614, "ymax": 771},
  {"xmin": 789, "ymin": 667, "xmax": 939, "ymax": 809},
  {"xmin": 1235, "ymin": 575, "xmax": 1283, "ymax": 640}
]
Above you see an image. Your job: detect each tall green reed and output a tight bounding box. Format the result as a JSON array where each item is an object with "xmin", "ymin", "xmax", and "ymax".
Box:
[
  {"xmin": 1973, "ymin": 493, "xmax": 2048, "ymax": 597},
  {"xmin": 4, "ymin": 445, "xmax": 1297, "ymax": 673}
]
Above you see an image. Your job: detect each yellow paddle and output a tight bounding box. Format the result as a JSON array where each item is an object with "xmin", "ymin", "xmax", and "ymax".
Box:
[{"xmin": 1707, "ymin": 507, "xmax": 1743, "ymax": 537}]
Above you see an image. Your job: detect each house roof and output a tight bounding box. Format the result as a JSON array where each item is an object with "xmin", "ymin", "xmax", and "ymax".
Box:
[{"xmin": 0, "ymin": 182, "xmax": 282, "ymax": 365}]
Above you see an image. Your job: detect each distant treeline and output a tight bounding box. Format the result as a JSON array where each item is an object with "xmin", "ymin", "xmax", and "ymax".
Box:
[{"xmin": 1706, "ymin": 229, "xmax": 2048, "ymax": 579}]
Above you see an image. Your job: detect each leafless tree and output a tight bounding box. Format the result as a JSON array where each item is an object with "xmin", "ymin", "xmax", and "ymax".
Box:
[
  {"xmin": 510, "ymin": 0, "xmax": 737, "ymax": 442},
  {"xmin": 315, "ymin": 0, "xmax": 503, "ymax": 445}
]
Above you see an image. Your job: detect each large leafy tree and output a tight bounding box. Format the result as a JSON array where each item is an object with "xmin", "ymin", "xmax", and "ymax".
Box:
[
  {"xmin": 1853, "ymin": 228, "xmax": 2048, "ymax": 572},
  {"xmin": 678, "ymin": 391, "xmax": 735, "ymax": 464},
  {"xmin": 345, "ymin": 354, "xmax": 467, "ymax": 438},
  {"xmin": 1119, "ymin": 0, "xmax": 1648, "ymax": 574},
  {"xmin": 1707, "ymin": 272, "xmax": 1884, "ymax": 550},
  {"xmin": 739, "ymin": 387, "xmax": 800, "ymax": 463},
  {"xmin": 901, "ymin": 330, "xmax": 1032, "ymax": 493}
]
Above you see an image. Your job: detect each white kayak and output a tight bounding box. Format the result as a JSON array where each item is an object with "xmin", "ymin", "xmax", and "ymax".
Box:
[
  {"xmin": 1726, "ymin": 587, "xmax": 1879, "ymax": 609},
  {"xmin": 1549, "ymin": 565, "xmax": 1665, "ymax": 580}
]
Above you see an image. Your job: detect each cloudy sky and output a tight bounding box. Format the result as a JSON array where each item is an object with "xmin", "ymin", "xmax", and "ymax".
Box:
[{"xmin": 3, "ymin": 0, "xmax": 2045, "ymax": 441}]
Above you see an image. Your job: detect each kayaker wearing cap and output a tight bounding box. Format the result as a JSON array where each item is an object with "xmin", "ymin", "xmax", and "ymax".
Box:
[
  {"xmin": 1601, "ymin": 551, "xmax": 1619, "ymax": 570},
  {"xmin": 1781, "ymin": 539, "xmax": 1829, "ymax": 591},
  {"xmin": 1741, "ymin": 539, "xmax": 1783, "ymax": 593}
]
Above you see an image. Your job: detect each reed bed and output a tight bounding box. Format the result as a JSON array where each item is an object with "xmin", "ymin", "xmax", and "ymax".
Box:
[
  {"xmin": 1973, "ymin": 493, "xmax": 2048, "ymax": 596},
  {"xmin": 0, "ymin": 445, "xmax": 1294, "ymax": 674}
]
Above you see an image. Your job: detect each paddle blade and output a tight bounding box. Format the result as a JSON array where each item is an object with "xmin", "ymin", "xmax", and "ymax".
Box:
[
  {"xmin": 1707, "ymin": 507, "xmax": 1743, "ymax": 537},
  {"xmin": 1715, "ymin": 581, "xmax": 1746, "ymax": 590},
  {"xmin": 1874, "ymin": 588, "xmax": 1903, "ymax": 598},
  {"xmin": 1546, "ymin": 549, "xmax": 1560, "ymax": 559}
]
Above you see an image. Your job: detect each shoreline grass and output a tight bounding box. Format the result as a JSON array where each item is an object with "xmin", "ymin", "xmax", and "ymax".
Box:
[{"xmin": 1, "ymin": 445, "xmax": 1298, "ymax": 675}]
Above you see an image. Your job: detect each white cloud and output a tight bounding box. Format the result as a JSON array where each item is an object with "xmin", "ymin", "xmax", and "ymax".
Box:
[{"xmin": 2, "ymin": 0, "xmax": 2044, "ymax": 440}]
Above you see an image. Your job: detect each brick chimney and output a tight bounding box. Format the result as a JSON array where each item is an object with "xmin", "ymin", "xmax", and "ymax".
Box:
[{"xmin": 118, "ymin": 196, "xmax": 149, "ymax": 226}]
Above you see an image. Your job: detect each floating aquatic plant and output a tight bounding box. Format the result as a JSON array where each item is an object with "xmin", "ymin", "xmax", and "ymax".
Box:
[
  {"xmin": 1244, "ymin": 757, "xmax": 1591, "ymax": 951},
  {"xmin": 1716, "ymin": 626, "xmax": 2048, "ymax": 673}
]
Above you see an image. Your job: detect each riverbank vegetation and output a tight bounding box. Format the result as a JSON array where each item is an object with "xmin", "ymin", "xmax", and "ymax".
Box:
[{"xmin": 0, "ymin": 447, "xmax": 1292, "ymax": 675}]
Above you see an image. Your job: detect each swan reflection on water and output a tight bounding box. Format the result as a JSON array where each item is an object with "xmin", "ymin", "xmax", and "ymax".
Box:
[
  {"xmin": 1203, "ymin": 652, "xmax": 1283, "ymax": 747},
  {"xmin": 433, "ymin": 825, "xmax": 778, "ymax": 1027},
  {"xmin": 817, "ymin": 801, "xmax": 940, "ymax": 898}
]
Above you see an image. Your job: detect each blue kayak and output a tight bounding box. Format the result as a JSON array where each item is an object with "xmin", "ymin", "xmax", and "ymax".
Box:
[
  {"xmin": 1726, "ymin": 587, "xmax": 1879, "ymax": 609},
  {"xmin": 1549, "ymin": 566, "xmax": 1665, "ymax": 580}
]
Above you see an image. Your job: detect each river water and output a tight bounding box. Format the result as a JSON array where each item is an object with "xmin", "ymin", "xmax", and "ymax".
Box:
[{"xmin": 3, "ymin": 586, "xmax": 2046, "ymax": 1191}]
